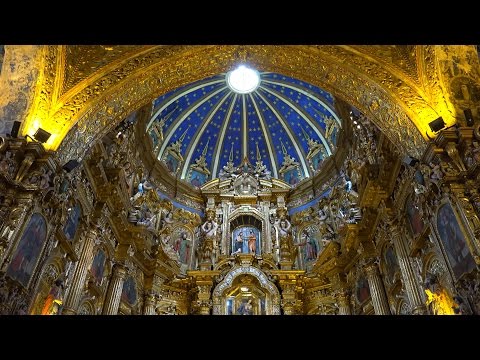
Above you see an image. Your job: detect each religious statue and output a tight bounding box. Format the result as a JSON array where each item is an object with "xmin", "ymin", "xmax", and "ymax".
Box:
[
  {"xmin": 201, "ymin": 219, "xmax": 218, "ymax": 239},
  {"xmin": 247, "ymin": 229, "xmax": 257, "ymax": 254},
  {"xmin": 236, "ymin": 298, "xmax": 254, "ymax": 315},
  {"xmin": 274, "ymin": 218, "xmax": 291, "ymax": 239}
]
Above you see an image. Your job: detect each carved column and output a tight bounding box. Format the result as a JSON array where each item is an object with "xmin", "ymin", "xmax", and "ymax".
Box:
[
  {"xmin": 195, "ymin": 284, "xmax": 213, "ymax": 315},
  {"xmin": 364, "ymin": 261, "xmax": 391, "ymax": 315},
  {"xmin": 336, "ymin": 290, "xmax": 352, "ymax": 315},
  {"xmin": 143, "ymin": 292, "xmax": 157, "ymax": 315},
  {"xmin": 273, "ymin": 271, "xmax": 304, "ymax": 315},
  {"xmin": 62, "ymin": 227, "xmax": 98, "ymax": 315},
  {"xmin": 391, "ymin": 222, "xmax": 427, "ymax": 314},
  {"xmin": 102, "ymin": 263, "xmax": 127, "ymax": 315},
  {"xmin": 189, "ymin": 272, "xmax": 218, "ymax": 315}
]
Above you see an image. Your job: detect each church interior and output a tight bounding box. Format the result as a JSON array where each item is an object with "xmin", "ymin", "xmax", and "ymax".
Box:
[{"xmin": 0, "ymin": 45, "xmax": 480, "ymax": 315}]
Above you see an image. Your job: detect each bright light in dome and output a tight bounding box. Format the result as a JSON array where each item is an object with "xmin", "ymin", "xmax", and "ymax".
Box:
[{"xmin": 226, "ymin": 65, "xmax": 260, "ymax": 94}]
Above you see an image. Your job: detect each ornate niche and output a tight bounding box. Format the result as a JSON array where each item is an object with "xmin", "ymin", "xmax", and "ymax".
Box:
[{"xmin": 212, "ymin": 265, "xmax": 281, "ymax": 315}]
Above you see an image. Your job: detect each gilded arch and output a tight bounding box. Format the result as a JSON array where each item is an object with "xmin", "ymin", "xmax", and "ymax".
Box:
[
  {"xmin": 43, "ymin": 45, "xmax": 445, "ymax": 164},
  {"xmin": 212, "ymin": 265, "xmax": 281, "ymax": 315},
  {"xmin": 227, "ymin": 207, "xmax": 268, "ymax": 255}
]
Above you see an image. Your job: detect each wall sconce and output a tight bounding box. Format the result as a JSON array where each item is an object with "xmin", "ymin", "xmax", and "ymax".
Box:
[{"xmin": 33, "ymin": 128, "xmax": 52, "ymax": 143}]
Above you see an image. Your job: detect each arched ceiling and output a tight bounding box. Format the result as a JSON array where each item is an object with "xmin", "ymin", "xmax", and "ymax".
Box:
[
  {"xmin": 3, "ymin": 45, "xmax": 476, "ymax": 165},
  {"xmin": 147, "ymin": 70, "xmax": 342, "ymax": 186}
]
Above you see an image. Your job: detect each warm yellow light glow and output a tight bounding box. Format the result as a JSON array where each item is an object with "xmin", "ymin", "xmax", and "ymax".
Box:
[
  {"xmin": 27, "ymin": 118, "xmax": 41, "ymax": 137},
  {"xmin": 22, "ymin": 113, "xmax": 66, "ymax": 150},
  {"xmin": 425, "ymin": 289, "xmax": 457, "ymax": 315}
]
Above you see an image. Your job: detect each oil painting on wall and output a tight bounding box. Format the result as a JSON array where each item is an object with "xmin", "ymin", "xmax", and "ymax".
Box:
[
  {"xmin": 189, "ymin": 170, "xmax": 208, "ymax": 188},
  {"xmin": 232, "ymin": 226, "xmax": 260, "ymax": 255},
  {"xmin": 406, "ymin": 196, "xmax": 425, "ymax": 236},
  {"xmin": 63, "ymin": 203, "xmax": 82, "ymax": 241},
  {"xmin": 121, "ymin": 275, "xmax": 137, "ymax": 306},
  {"xmin": 6, "ymin": 213, "xmax": 47, "ymax": 287},
  {"xmin": 90, "ymin": 249, "xmax": 106, "ymax": 285},
  {"xmin": 436, "ymin": 203, "xmax": 476, "ymax": 279}
]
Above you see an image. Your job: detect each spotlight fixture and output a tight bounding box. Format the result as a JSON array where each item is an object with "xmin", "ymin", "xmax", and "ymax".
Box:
[
  {"xmin": 10, "ymin": 121, "xmax": 21, "ymax": 138},
  {"xmin": 33, "ymin": 128, "xmax": 52, "ymax": 143},
  {"xmin": 62, "ymin": 159, "xmax": 80, "ymax": 172},
  {"xmin": 428, "ymin": 117, "xmax": 446, "ymax": 133},
  {"xmin": 464, "ymin": 109, "xmax": 474, "ymax": 127}
]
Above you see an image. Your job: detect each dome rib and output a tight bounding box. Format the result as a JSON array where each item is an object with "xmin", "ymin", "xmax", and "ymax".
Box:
[
  {"xmin": 180, "ymin": 91, "xmax": 232, "ymax": 179},
  {"xmin": 254, "ymin": 89, "xmax": 310, "ymax": 178},
  {"xmin": 248, "ymin": 93, "xmax": 279, "ymax": 178},
  {"xmin": 157, "ymin": 85, "xmax": 228, "ymax": 161},
  {"xmin": 260, "ymin": 82, "xmax": 333, "ymax": 155},
  {"xmin": 211, "ymin": 93, "xmax": 239, "ymax": 178}
]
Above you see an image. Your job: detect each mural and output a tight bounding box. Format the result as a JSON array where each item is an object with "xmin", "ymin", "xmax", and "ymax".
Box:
[
  {"xmin": 189, "ymin": 170, "xmax": 208, "ymax": 188},
  {"xmin": 121, "ymin": 276, "xmax": 137, "ymax": 306},
  {"xmin": 90, "ymin": 249, "xmax": 106, "ymax": 285},
  {"xmin": 311, "ymin": 152, "xmax": 324, "ymax": 172},
  {"xmin": 436, "ymin": 203, "xmax": 476, "ymax": 279},
  {"xmin": 6, "ymin": 213, "xmax": 47, "ymax": 287},
  {"xmin": 297, "ymin": 226, "xmax": 321, "ymax": 271},
  {"xmin": 406, "ymin": 196, "xmax": 425, "ymax": 236},
  {"xmin": 63, "ymin": 203, "xmax": 82, "ymax": 241},
  {"xmin": 164, "ymin": 153, "xmax": 179, "ymax": 173},
  {"xmin": 283, "ymin": 168, "xmax": 300, "ymax": 186},
  {"xmin": 232, "ymin": 226, "xmax": 260, "ymax": 255}
]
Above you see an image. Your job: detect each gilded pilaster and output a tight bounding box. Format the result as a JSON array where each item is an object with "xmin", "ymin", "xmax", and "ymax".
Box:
[
  {"xmin": 273, "ymin": 271, "xmax": 304, "ymax": 315},
  {"xmin": 390, "ymin": 221, "xmax": 427, "ymax": 314},
  {"xmin": 143, "ymin": 292, "xmax": 157, "ymax": 315},
  {"xmin": 102, "ymin": 263, "xmax": 127, "ymax": 315},
  {"xmin": 335, "ymin": 289, "xmax": 352, "ymax": 315},
  {"xmin": 192, "ymin": 283, "xmax": 213, "ymax": 315},
  {"xmin": 364, "ymin": 261, "xmax": 391, "ymax": 315},
  {"xmin": 62, "ymin": 227, "xmax": 98, "ymax": 315},
  {"xmin": 189, "ymin": 272, "xmax": 217, "ymax": 315}
]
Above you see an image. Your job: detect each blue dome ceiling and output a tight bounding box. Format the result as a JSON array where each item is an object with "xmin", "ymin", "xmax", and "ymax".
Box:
[{"xmin": 147, "ymin": 70, "xmax": 342, "ymax": 188}]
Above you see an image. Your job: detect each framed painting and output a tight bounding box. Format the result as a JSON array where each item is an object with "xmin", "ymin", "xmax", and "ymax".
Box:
[
  {"xmin": 383, "ymin": 246, "xmax": 399, "ymax": 285},
  {"xmin": 63, "ymin": 203, "xmax": 82, "ymax": 241},
  {"xmin": 6, "ymin": 213, "xmax": 48, "ymax": 288},
  {"xmin": 232, "ymin": 226, "xmax": 260, "ymax": 255},
  {"xmin": 311, "ymin": 152, "xmax": 324, "ymax": 172},
  {"xmin": 298, "ymin": 226, "xmax": 321, "ymax": 272},
  {"xmin": 283, "ymin": 168, "xmax": 300, "ymax": 186},
  {"xmin": 90, "ymin": 249, "xmax": 106, "ymax": 285},
  {"xmin": 164, "ymin": 153, "xmax": 179, "ymax": 173},
  {"xmin": 356, "ymin": 276, "xmax": 370, "ymax": 304},
  {"xmin": 406, "ymin": 196, "xmax": 425, "ymax": 237},
  {"xmin": 121, "ymin": 276, "xmax": 137, "ymax": 306},
  {"xmin": 436, "ymin": 203, "xmax": 476, "ymax": 280},
  {"xmin": 189, "ymin": 170, "xmax": 208, "ymax": 188}
]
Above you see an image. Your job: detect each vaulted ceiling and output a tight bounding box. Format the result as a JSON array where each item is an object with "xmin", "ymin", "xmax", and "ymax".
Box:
[{"xmin": 1, "ymin": 45, "xmax": 477, "ymax": 166}]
